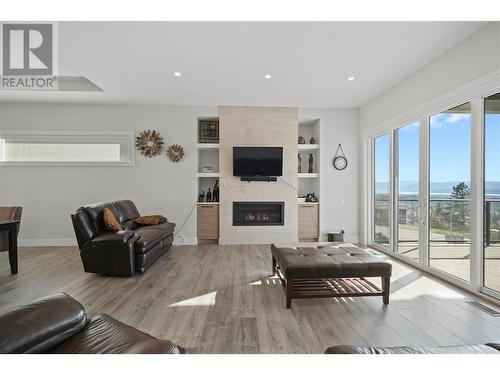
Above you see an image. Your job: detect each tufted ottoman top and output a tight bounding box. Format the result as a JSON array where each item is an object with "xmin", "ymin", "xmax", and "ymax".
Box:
[{"xmin": 271, "ymin": 242, "xmax": 392, "ymax": 279}]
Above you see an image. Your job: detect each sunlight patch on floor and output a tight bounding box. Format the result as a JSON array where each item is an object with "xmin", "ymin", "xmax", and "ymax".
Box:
[
  {"xmin": 169, "ymin": 291, "xmax": 217, "ymax": 306},
  {"xmin": 390, "ymin": 277, "xmax": 465, "ymax": 301}
]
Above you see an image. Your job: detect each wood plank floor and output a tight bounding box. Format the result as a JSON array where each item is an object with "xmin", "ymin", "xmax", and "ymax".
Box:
[{"xmin": 1, "ymin": 244, "xmax": 499, "ymax": 353}]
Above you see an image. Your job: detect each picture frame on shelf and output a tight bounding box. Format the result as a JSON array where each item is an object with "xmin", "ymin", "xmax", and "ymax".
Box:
[{"xmin": 198, "ymin": 120, "xmax": 219, "ymax": 143}]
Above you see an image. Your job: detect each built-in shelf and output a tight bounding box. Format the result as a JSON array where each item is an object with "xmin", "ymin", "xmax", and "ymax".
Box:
[
  {"xmin": 298, "ymin": 144, "xmax": 319, "ymax": 151},
  {"xmin": 196, "ymin": 143, "xmax": 220, "ymax": 149},
  {"xmin": 197, "ymin": 172, "xmax": 220, "ymax": 178},
  {"xmin": 298, "ymin": 173, "xmax": 319, "ymax": 178},
  {"xmin": 197, "ymin": 202, "xmax": 220, "ymax": 205}
]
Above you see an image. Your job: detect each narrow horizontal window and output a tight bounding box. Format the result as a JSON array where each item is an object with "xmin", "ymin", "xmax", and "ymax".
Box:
[{"xmin": 0, "ymin": 131, "xmax": 134, "ymax": 166}]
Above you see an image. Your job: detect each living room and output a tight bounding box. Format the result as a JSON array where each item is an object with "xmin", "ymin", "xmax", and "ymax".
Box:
[{"xmin": 1, "ymin": 1, "xmax": 500, "ymax": 374}]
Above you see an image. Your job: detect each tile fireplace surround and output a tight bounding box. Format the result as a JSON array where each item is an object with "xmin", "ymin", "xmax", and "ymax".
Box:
[
  {"xmin": 233, "ymin": 201, "xmax": 284, "ymax": 226},
  {"xmin": 219, "ymin": 106, "xmax": 298, "ymax": 244}
]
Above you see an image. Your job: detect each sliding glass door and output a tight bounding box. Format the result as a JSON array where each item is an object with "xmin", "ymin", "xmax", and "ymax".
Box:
[
  {"xmin": 395, "ymin": 123, "xmax": 420, "ymax": 259},
  {"xmin": 484, "ymin": 92, "xmax": 500, "ymax": 294},
  {"xmin": 374, "ymin": 134, "xmax": 391, "ymax": 248},
  {"xmin": 370, "ymin": 88, "xmax": 500, "ymax": 301},
  {"xmin": 428, "ymin": 103, "xmax": 471, "ymax": 282}
]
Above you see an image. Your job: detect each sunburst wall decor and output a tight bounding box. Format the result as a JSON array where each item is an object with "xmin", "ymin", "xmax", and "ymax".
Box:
[
  {"xmin": 136, "ymin": 130, "xmax": 164, "ymax": 158},
  {"xmin": 166, "ymin": 144, "xmax": 185, "ymax": 162}
]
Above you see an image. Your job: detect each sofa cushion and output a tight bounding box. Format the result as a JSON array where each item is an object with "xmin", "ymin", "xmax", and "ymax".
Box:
[
  {"xmin": 134, "ymin": 215, "xmax": 164, "ymax": 225},
  {"xmin": 148, "ymin": 222, "xmax": 175, "ymax": 235},
  {"xmin": 134, "ymin": 226, "xmax": 172, "ymax": 253},
  {"xmin": 49, "ymin": 314, "xmax": 185, "ymax": 354},
  {"xmin": 103, "ymin": 208, "xmax": 123, "ymax": 231}
]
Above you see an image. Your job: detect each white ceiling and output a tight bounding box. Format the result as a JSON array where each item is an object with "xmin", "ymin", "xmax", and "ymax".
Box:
[{"xmin": 0, "ymin": 21, "xmax": 486, "ymax": 108}]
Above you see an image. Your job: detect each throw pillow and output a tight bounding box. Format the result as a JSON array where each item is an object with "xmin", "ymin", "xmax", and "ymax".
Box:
[
  {"xmin": 134, "ymin": 215, "xmax": 164, "ymax": 225},
  {"xmin": 103, "ymin": 208, "xmax": 123, "ymax": 231}
]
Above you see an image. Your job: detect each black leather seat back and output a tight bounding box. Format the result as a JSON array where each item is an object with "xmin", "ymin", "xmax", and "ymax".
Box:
[
  {"xmin": 113, "ymin": 200, "xmax": 140, "ymax": 223},
  {"xmin": 80, "ymin": 202, "xmax": 120, "ymax": 234}
]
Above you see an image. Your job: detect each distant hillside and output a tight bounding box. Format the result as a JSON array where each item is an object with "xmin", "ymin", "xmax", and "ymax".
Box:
[{"xmin": 376, "ymin": 181, "xmax": 500, "ymax": 196}]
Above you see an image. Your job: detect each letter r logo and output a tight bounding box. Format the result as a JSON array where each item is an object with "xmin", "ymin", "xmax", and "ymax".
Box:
[{"xmin": 2, "ymin": 23, "xmax": 54, "ymax": 76}]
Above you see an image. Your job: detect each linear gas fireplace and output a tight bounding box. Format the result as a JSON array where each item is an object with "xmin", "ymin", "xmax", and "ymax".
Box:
[{"xmin": 233, "ymin": 201, "xmax": 284, "ymax": 226}]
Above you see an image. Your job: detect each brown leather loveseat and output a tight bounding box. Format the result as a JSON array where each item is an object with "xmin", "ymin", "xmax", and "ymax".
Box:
[
  {"xmin": 71, "ymin": 200, "xmax": 175, "ymax": 276},
  {"xmin": 0, "ymin": 293, "xmax": 185, "ymax": 354},
  {"xmin": 325, "ymin": 343, "xmax": 500, "ymax": 354}
]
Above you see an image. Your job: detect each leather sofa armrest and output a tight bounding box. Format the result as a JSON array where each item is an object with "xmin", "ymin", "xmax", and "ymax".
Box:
[
  {"xmin": 0, "ymin": 293, "xmax": 87, "ymax": 354},
  {"xmin": 50, "ymin": 314, "xmax": 187, "ymax": 354},
  {"xmin": 81, "ymin": 233, "xmax": 138, "ymax": 276},
  {"xmin": 486, "ymin": 342, "xmax": 500, "ymax": 352},
  {"xmin": 91, "ymin": 230, "xmax": 136, "ymax": 247}
]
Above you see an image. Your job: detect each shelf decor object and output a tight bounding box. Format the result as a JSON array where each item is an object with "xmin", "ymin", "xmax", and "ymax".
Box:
[
  {"xmin": 298, "ymin": 136, "xmax": 306, "ymax": 144},
  {"xmin": 309, "ymin": 137, "xmax": 316, "ymax": 144},
  {"xmin": 136, "ymin": 130, "xmax": 164, "ymax": 158},
  {"xmin": 308, "ymin": 153, "xmax": 314, "ymax": 173},
  {"xmin": 166, "ymin": 144, "xmax": 185, "ymax": 162},
  {"xmin": 198, "ymin": 120, "xmax": 219, "ymax": 143},
  {"xmin": 333, "ymin": 143, "xmax": 348, "ymax": 170}
]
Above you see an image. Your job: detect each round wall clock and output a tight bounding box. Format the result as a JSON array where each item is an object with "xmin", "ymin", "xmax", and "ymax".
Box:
[
  {"xmin": 333, "ymin": 144, "xmax": 348, "ymax": 170},
  {"xmin": 333, "ymin": 156, "xmax": 348, "ymax": 170}
]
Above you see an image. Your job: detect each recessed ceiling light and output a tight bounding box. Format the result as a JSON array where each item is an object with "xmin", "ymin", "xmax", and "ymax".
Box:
[
  {"xmin": 347, "ymin": 76, "xmax": 355, "ymax": 81},
  {"xmin": 264, "ymin": 74, "xmax": 272, "ymax": 79},
  {"xmin": 174, "ymin": 72, "xmax": 182, "ymax": 77}
]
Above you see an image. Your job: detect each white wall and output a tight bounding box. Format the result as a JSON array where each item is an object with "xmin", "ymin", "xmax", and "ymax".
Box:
[
  {"xmin": 360, "ymin": 22, "xmax": 500, "ymax": 132},
  {"xmin": 299, "ymin": 108, "xmax": 360, "ymax": 242},
  {"xmin": 0, "ymin": 103, "xmax": 362, "ymax": 245},
  {"xmin": 0, "ymin": 103, "xmax": 217, "ymax": 245}
]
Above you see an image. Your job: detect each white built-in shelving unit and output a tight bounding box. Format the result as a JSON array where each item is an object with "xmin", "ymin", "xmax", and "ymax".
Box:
[
  {"xmin": 297, "ymin": 119, "xmax": 320, "ymax": 198},
  {"xmin": 196, "ymin": 117, "xmax": 220, "ymax": 202}
]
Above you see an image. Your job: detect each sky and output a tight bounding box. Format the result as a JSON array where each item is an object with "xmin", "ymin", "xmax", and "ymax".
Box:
[{"xmin": 374, "ymin": 110, "xmax": 500, "ymax": 194}]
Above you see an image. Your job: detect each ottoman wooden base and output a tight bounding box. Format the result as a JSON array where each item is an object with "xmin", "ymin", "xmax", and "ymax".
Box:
[{"xmin": 272, "ymin": 254, "xmax": 390, "ymax": 308}]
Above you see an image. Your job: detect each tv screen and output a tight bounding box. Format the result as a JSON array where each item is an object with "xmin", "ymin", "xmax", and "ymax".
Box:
[{"xmin": 233, "ymin": 147, "xmax": 283, "ymax": 177}]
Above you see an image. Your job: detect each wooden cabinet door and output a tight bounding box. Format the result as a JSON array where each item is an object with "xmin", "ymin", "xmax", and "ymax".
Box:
[
  {"xmin": 298, "ymin": 204, "xmax": 319, "ymax": 240},
  {"xmin": 197, "ymin": 204, "xmax": 219, "ymax": 240}
]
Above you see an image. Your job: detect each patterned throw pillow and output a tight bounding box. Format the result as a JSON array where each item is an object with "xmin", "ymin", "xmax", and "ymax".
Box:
[
  {"xmin": 103, "ymin": 208, "xmax": 123, "ymax": 231},
  {"xmin": 133, "ymin": 215, "xmax": 163, "ymax": 225}
]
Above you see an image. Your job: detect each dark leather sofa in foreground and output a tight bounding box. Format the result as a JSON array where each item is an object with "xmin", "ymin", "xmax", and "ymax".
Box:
[
  {"xmin": 0, "ymin": 293, "xmax": 185, "ymax": 354},
  {"xmin": 71, "ymin": 200, "xmax": 175, "ymax": 276},
  {"xmin": 325, "ymin": 343, "xmax": 500, "ymax": 354}
]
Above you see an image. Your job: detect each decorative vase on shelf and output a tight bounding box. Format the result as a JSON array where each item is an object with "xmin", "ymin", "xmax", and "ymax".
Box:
[
  {"xmin": 298, "ymin": 136, "xmax": 306, "ymax": 144},
  {"xmin": 213, "ymin": 180, "xmax": 219, "ymax": 202},
  {"xmin": 308, "ymin": 153, "xmax": 314, "ymax": 173},
  {"xmin": 298, "ymin": 153, "xmax": 302, "ymax": 173},
  {"xmin": 206, "ymin": 188, "xmax": 212, "ymax": 203},
  {"xmin": 310, "ymin": 137, "xmax": 316, "ymax": 144},
  {"xmin": 199, "ymin": 191, "xmax": 205, "ymax": 202}
]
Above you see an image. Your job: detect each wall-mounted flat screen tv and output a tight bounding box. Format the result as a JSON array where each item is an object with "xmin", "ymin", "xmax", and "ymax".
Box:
[{"xmin": 233, "ymin": 147, "xmax": 283, "ymax": 177}]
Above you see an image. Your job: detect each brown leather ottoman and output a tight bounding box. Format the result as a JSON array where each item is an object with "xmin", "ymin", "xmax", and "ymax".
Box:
[{"xmin": 271, "ymin": 243, "xmax": 392, "ymax": 308}]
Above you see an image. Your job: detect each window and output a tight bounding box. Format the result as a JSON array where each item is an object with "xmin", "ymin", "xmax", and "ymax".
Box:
[
  {"xmin": 429, "ymin": 103, "xmax": 471, "ymax": 282},
  {"xmin": 374, "ymin": 134, "xmax": 391, "ymax": 248},
  {"xmin": 484, "ymin": 92, "xmax": 500, "ymax": 294},
  {"xmin": 0, "ymin": 131, "xmax": 134, "ymax": 166},
  {"xmin": 395, "ymin": 122, "xmax": 420, "ymax": 259}
]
